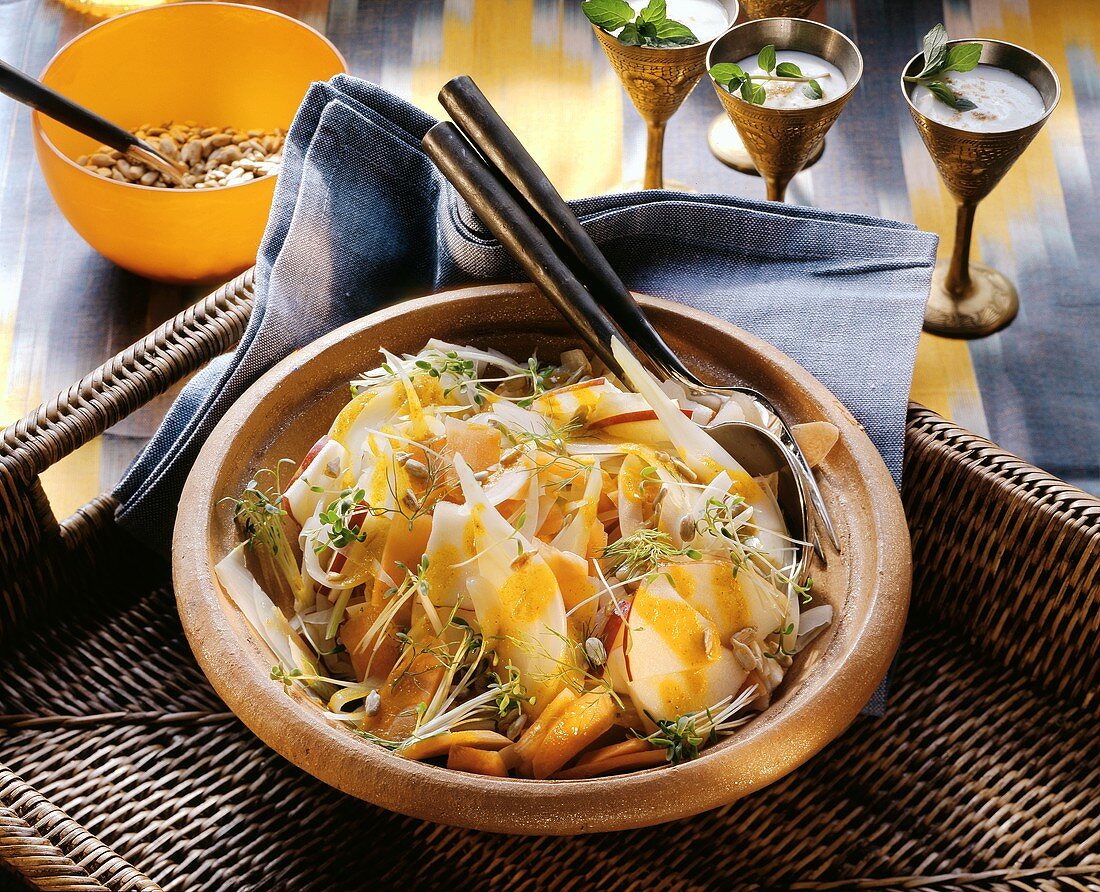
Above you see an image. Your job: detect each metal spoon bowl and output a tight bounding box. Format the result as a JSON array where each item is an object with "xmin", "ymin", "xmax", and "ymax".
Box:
[{"xmin": 706, "ymin": 419, "xmax": 812, "ymax": 581}]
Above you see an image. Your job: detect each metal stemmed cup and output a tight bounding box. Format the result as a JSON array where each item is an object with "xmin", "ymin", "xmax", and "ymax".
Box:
[
  {"xmin": 591, "ymin": 0, "xmax": 739, "ymax": 189},
  {"xmin": 706, "ymin": 17, "xmax": 862, "ymax": 202},
  {"xmin": 901, "ymin": 40, "xmax": 1060, "ymax": 338},
  {"xmin": 706, "ymin": 0, "xmax": 825, "ymax": 175}
]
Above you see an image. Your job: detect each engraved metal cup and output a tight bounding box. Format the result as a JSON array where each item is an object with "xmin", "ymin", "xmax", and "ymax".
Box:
[
  {"xmin": 591, "ymin": 0, "xmax": 739, "ymax": 190},
  {"xmin": 901, "ymin": 40, "xmax": 1060, "ymax": 339},
  {"xmin": 708, "ymin": 0, "xmax": 824, "ymax": 175},
  {"xmin": 706, "ymin": 18, "xmax": 862, "ymax": 202}
]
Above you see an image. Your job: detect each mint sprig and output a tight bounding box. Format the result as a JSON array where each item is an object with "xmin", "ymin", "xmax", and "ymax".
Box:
[
  {"xmin": 710, "ymin": 45, "xmax": 826, "ymax": 106},
  {"xmin": 582, "ymin": 0, "xmax": 699, "ymax": 48},
  {"xmin": 904, "ymin": 24, "xmax": 982, "ymax": 111}
]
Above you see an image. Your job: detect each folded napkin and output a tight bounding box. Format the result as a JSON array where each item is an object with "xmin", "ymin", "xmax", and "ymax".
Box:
[{"xmin": 114, "ymin": 75, "xmax": 936, "ymax": 711}]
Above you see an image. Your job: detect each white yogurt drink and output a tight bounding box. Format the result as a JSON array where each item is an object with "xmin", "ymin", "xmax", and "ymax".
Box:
[
  {"xmin": 734, "ymin": 49, "xmax": 848, "ymax": 107},
  {"xmin": 626, "ymin": 0, "xmax": 730, "ymax": 43},
  {"xmin": 911, "ymin": 64, "xmax": 1045, "ymax": 131}
]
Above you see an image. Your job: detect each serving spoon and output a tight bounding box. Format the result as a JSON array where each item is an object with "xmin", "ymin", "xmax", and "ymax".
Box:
[
  {"xmin": 0, "ymin": 58, "xmax": 186, "ymax": 185},
  {"xmin": 423, "ymin": 120, "xmax": 813, "ymax": 580},
  {"xmin": 435, "ymin": 75, "xmax": 836, "ymax": 558}
]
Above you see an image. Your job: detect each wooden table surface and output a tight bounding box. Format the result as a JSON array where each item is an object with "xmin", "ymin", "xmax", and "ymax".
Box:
[{"xmin": 1, "ymin": 0, "xmax": 1097, "ymax": 518}]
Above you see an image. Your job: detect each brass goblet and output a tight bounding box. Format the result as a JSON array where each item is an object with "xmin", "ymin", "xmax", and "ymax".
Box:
[
  {"xmin": 901, "ymin": 40, "xmax": 1060, "ymax": 339},
  {"xmin": 742, "ymin": 0, "xmax": 818, "ymax": 17},
  {"xmin": 707, "ymin": 18, "xmax": 862, "ymax": 202},
  {"xmin": 591, "ymin": 0, "xmax": 739, "ymax": 190},
  {"xmin": 707, "ymin": 0, "xmax": 824, "ymax": 175}
]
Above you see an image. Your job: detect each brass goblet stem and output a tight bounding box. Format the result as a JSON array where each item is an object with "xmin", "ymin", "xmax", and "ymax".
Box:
[
  {"xmin": 644, "ymin": 120, "xmax": 666, "ymax": 189},
  {"xmin": 902, "ymin": 39, "xmax": 1060, "ymax": 338},
  {"xmin": 764, "ymin": 172, "xmax": 789, "ymax": 202},
  {"xmin": 944, "ymin": 200, "xmax": 978, "ymax": 297}
]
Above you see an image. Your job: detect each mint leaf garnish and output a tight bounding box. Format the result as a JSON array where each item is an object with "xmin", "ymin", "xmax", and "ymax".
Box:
[
  {"xmin": 905, "ymin": 24, "xmax": 983, "ymax": 111},
  {"xmin": 637, "ymin": 0, "xmax": 666, "ymax": 24},
  {"xmin": 710, "ymin": 62, "xmax": 746, "ymax": 89},
  {"xmin": 617, "ymin": 21, "xmax": 642, "ymax": 44},
  {"xmin": 710, "ymin": 48, "xmax": 830, "ymax": 107},
  {"xmin": 944, "ymin": 43, "xmax": 982, "ymax": 73},
  {"xmin": 583, "ymin": 0, "xmax": 699, "ymax": 47},
  {"xmin": 740, "ymin": 80, "xmax": 766, "ymax": 105},
  {"xmin": 654, "ymin": 18, "xmax": 697, "ymax": 44},
  {"xmin": 919, "ymin": 23, "xmax": 949, "ymax": 77},
  {"xmin": 926, "ymin": 79, "xmax": 978, "ymax": 110},
  {"xmin": 581, "ymin": 0, "xmax": 633, "ymax": 30},
  {"xmin": 757, "ymin": 44, "xmax": 777, "ymax": 74}
]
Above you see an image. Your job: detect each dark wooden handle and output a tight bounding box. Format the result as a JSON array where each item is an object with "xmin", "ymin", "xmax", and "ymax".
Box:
[
  {"xmin": 0, "ymin": 58, "xmax": 138, "ymax": 154},
  {"xmin": 422, "ymin": 121, "xmax": 624, "ymax": 377},
  {"xmin": 438, "ymin": 75, "xmax": 702, "ymax": 385}
]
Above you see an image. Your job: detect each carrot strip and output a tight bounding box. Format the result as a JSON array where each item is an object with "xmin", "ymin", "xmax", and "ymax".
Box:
[
  {"xmin": 398, "ymin": 729, "xmax": 512, "ymax": 762},
  {"xmin": 552, "ymin": 748, "xmax": 668, "ymax": 780}
]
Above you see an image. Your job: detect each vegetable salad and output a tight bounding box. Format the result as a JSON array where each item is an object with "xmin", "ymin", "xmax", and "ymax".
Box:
[{"xmin": 217, "ymin": 337, "xmax": 832, "ymax": 779}]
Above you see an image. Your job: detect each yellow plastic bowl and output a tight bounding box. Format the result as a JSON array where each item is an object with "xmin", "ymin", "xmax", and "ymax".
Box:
[{"xmin": 33, "ymin": 3, "xmax": 347, "ymax": 284}]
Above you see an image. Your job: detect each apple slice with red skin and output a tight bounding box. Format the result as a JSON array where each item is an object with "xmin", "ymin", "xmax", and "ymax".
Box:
[
  {"xmin": 281, "ymin": 434, "xmax": 331, "ymax": 522},
  {"xmin": 605, "ymin": 573, "xmax": 720, "ymax": 688},
  {"xmin": 587, "ymin": 407, "xmax": 695, "ymax": 431},
  {"xmin": 532, "ymin": 377, "xmax": 609, "ymax": 425},
  {"xmin": 552, "ymin": 376, "xmax": 607, "ymax": 393},
  {"xmin": 313, "ymin": 499, "xmax": 377, "ymax": 599},
  {"xmin": 283, "ymin": 435, "xmax": 351, "ymax": 528},
  {"xmin": 587, "ymin": 406, "xmax": 697, "ymax": 445},
  {"xmin": 602, "ymin": 604, "xmax": 633, "ymax": 683},
  {"xmin": 288, "ymin": 435, "xmax": 330, "ymax": 488}
]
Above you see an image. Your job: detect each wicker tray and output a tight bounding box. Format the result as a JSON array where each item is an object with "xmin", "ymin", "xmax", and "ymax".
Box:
[{"xmin": 0, "ymin": 272, "xmax": 1097, "ymax": 892}]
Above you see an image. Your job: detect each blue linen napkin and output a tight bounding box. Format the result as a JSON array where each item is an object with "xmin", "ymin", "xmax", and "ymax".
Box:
[{"xmin": 114, "ymin": 75, "xmax": 936, "ymax": 712}]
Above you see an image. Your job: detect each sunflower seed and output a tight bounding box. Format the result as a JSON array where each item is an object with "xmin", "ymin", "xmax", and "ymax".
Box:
[
  {"xmin": 500, "ymin": 446, "xmax": 524, "ymax": 465},
  {"xmin": 729, "ymin": 631, "xmax": 760, "ymax": 670},
  {"xmin": 506, "ymin": 714, "xmax": 527, "ymax": 740},
  {"xmin": 669, "ymin": 456, "xmax": 698, "ymax": 481},
  {"xmin": 584, "ymin": 637, "xmax": 607, "ymax": 667},
  {"xmin": 679, "ymin": 514, "xmax": 697, "ymax": 542},
  {"xmin": 404, "ymin": 458, "xmax": 430, "ymax": 480}
]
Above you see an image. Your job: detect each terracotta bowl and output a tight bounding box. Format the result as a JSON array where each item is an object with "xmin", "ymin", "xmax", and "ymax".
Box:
[{"xmin": 173, "ymin": 284, "xmax": 910, "ymax": 834}]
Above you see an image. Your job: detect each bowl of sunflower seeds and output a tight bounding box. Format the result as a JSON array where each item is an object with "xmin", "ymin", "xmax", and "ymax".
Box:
[{"xmin": 32, "ymin": 3, "xmax": 346, "ymax": 284}]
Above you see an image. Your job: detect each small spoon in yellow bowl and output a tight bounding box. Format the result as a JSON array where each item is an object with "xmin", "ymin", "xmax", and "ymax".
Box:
[{"xmin": 0, "ymin": 57, "xmax": 186, "ymax": 185}]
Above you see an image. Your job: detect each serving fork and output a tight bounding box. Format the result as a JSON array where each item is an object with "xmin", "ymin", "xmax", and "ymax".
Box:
[{"xmin": 425, "ymin": 76, "xmax": 838, "ymax": 567}]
